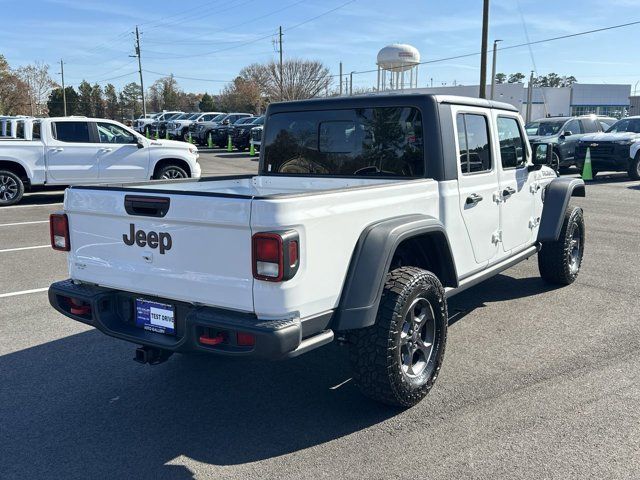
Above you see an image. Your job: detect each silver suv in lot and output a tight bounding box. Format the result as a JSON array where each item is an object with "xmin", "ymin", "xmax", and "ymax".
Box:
[
  {"xmin": 525, "ymin": 115, "xmax": 616, "ymax": 172},
  {"xmin": 167, "ymin": 112, "xmax": 223, "ymax": 141}
]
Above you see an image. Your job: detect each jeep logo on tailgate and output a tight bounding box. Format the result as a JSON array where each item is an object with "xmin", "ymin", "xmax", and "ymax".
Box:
[{"xmin": 123, "ymin": 223, "xmax": 172, "ymax": 254}]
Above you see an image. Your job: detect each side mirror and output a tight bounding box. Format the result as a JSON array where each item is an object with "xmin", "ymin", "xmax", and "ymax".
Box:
[
  {"xmin": 528, "ymin": 143, "xmax": 552, "ymax": 171},
  {"xmin": 561, "ymin": 130, "xmax": 572, "ymax": 137},
  {"xmin": 223, "ymin": 119, "xmax": 230, "ymax": 125},
  {"xmin": 137, "ymin": 137, "xmax": 145, "ymax": 149}
]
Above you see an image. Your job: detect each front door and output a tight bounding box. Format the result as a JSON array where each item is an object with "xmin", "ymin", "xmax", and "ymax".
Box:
[
  {"xmin": 96, "ymin": 122, "xmax": 150, "ymax": 182},
  {"xmin": 494, "ymin": 114, "xmax": 535, "ymax": 254},
  {"xmin": 454, "ymin": 108, "xmax": 501, "ymax": 266},
  {"xmin": 46, "ymin": 120, "xmax": 101, "ymax": 184}
]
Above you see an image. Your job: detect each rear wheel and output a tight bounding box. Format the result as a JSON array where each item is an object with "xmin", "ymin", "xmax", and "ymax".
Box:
[
  {"xmin": 628, "ymin": 153, "xmax": 640, "ymax": 180},
  {"xmin": 0, "ymin": 170, "xmax": 24, "ymax": 206},
  {"xmin": 538, "ymin": 206, "xmax": 585, "ymax": 285},
  {"xmin": 154, "ymin": 165, "xmax": 188, "ymax": 180},
  {"xmin": 348, "ymin": 267, "xmax": 448, "ymax": 407}
]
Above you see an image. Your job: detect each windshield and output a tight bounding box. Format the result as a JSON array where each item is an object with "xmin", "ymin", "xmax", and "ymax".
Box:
[
  {"xmin": 525, "ymin": 121, "xmax": 565, "ymax": 136},
  {"xmin": 188, "ymin": 113, "xmax": 200, "ymax": 120},
  {"xmin": 174, "ymin": 113, "xmax": 190, "ymax": 120},
  {"xmin": 212, "ymin": 114, "xmax": 227, "ymax": 123},
  {"xmin": 234, "ymin": 117, "xmax": 252, "ymax": 125},
  {"xmin": 263, "ymin": 107, "xmax": 424, "ymax": 177},
  {"xmin": 166, "ymin": 113, "xmax": 182, "ymax": 120},
  {"xmin": 251, "ymin": 116, "xmax": 265, "ymax": 125},
  {"xmin": 606, "ymin": 118, "xmax": 640, "ymax": 133}
]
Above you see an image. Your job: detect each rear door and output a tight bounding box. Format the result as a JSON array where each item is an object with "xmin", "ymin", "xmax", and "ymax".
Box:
[
  {"xmin": 494, "ymin": 114, "xmax": 535, "ymax": 254},
  {"xmin": 559, "ymin": 118, "xmax": 583, "ymax": 163},
  {"xmin": 454, "ymin": 107, "xmax": 501, "ymax": 266},
  {"xmin": 46, "ymin": 120, "xmax": 101, "ymax": 183},
  {"xmin": 65, "ymin": 187, "xmax": 255, "ymax": 312},
  {"xmin": 96, "ymin": 121, "xmax": 150, "ymax": 182}
]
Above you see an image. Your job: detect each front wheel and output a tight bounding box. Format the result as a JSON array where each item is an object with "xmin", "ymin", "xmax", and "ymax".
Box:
[
  {"xmin": 347, "ymin": 267, "xmax": 448, "ymax": 407},
  {"xmin": 154, "ymin": 165, "xmax": 188, "ymax": 180},
  {"xmin": 538, "ymin": 206, "xmax": 585, "ymax": 285},
  {"xmin": 0, "ymin": 170, "xmax": 25, "ymax": 206}
]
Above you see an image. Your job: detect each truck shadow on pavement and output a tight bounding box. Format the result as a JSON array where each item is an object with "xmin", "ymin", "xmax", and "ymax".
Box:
[
  {"xmin": 1, "ymin": 273, "xmax": 558, "ymax": 479},
  {"xmin": 447, "ymin": 274, "xmax": 560, "ymax": 326}
]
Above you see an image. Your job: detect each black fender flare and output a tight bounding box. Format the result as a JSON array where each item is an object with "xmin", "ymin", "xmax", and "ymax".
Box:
[
  {"xmin": 333, "ymin": 214, "xmax": 458, "ymax": 331},
  {"xmin": 537, "ymin": 177, "xmax": 585, "ymax": 242}
]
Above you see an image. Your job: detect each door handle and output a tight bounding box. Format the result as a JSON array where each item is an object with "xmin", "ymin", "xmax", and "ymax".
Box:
[
  {"xmin": 99, "ymin": 148, "xmax": 113, "ymax": 153},
  {"xmin": 50, "ymin": 147, "xmax": 64, "ymax": 153},
  {"xmin": 465, "ymin": 193, "xmax": 483, "ymax": 205},
  {"xmin": 502, "ymin": 186, "xmax": 516, "ymax": 198}
]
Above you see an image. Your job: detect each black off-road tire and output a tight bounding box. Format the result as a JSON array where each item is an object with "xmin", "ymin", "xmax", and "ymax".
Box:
[
  {"xmin": 0, "ymin": 170, "xmax": 25, "ymax": 206},
  {"xmin": 538, "ymin": 206, "xmax": 585, "ymax": 285},
  {"xmin": 628, "ymin": 153, "xmax": 640, "ymax": 180},
  {"xmin": 154, "ymin": 165, "xmax": 188, "ymax": 180},
  {"xmin": 347, "ymin": 267, "xmax": 448, "ymax": 407}
]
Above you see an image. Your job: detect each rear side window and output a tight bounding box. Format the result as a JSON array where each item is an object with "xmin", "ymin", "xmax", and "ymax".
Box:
[
  {"xmin": 32, "ymin": 121, "xmax": 41, "ymax": 140},
  {"xmin": 564, "ymin": 119, "xmax": 582, "ymax": 134},
  {"xmin": 497, "ymin": 117, "xmax": 526, "ymax": 169},
  {"xmin": 53, "ymin": 121, "xmax": 91, "ymax": 143},
  {"xmin": 263, "ymin": 107, "xmax": 424, "ymax": 177},
  {"xmin": 15, "ymin": 121, "xmax": 25, "ymax": 139},
  {"xmin": 457, "ymin": 113, "xmax": 491, "ymax": 174}
]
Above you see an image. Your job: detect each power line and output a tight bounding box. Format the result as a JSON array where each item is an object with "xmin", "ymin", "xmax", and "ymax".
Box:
[{"xmin": 143, "ymin": 69, "xmax": 232, "ymax": 83}]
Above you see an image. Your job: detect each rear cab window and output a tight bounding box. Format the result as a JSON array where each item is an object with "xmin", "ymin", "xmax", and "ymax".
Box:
[{"xmin": 262, "ymin": 107, "xmax": 424, "ymax": 177}]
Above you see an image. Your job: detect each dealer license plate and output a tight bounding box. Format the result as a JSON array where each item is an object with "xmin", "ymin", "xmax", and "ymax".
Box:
[{"xmin": 135, "ymin": 298, "xmax": 175, "ymax": 335}]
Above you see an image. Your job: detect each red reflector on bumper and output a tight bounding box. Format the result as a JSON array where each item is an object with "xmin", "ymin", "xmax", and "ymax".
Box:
[
  {"xmin": 236, "ymin": 332, "xmax": 255, "ymax": 346},
  {"xmin": 199, "ymin": 333, "xmax": 225, "ymax": 346}
]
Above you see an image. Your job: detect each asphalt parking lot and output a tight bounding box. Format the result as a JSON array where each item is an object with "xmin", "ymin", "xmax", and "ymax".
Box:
[{"xmin": 1, "ymin": 152, "xmax": 639, "ymax": 480}]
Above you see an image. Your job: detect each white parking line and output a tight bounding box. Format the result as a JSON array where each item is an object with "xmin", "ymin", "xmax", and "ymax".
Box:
[
  {"xmin": 0, "ymin": 245, "xmax": 50, "ymax": 253},
  {"xmin": 0, "ymin": 202, "xmax": 63, "ymax": 210},
  {"xmin": 0, "ymin": 220, "xmax": 49, "ymax": 227},
  {"xmin": 0, "ymin": 287, "xmax": 49, "ymax": 299}
]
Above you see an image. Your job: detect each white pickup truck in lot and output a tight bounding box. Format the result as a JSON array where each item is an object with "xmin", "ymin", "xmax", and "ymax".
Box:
[
  {"xmin": 0, "ymin": 117, "xmax": 201, "ymax": 205},
  {"xmin": 49, "ymin": 94, "xmax": 586, "ymax": 407}
]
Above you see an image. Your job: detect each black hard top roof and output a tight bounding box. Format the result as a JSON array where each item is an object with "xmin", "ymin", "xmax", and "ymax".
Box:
[{"xmin": 266, "ymin": 93, "xmax": 519, "ymax": 114}]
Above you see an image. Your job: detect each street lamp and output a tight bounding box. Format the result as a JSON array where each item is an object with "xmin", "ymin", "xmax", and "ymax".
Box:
[{"xmin": 490, "ymin": 39, "xmax": 503, "ymax": 100}]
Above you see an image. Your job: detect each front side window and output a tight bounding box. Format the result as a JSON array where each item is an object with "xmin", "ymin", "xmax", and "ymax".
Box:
[
  {"xmin": 497, "ymin": 117, "xmax": 526, "ymax": 169},
  {"xmin": 15, "ymin": 121, "xmax": 25, "ymax": 139},
  {"xmin": 457, "ymin": 113, "xmax": 491, "ymax": 174},
  {"xmin": 263, "ymin": 107, "xmax": 424, "ymax": 177},
  {"xmin": 564, "ymin": 119, "xmax": 582, "ymax": 134},
  {"xmin": 606, "ymin": 118, "xmax": 640, "ymax": 133},
  {"xmin": 53, "ymin": 121, "xmax": 91, "ymax": 143},
  {"xmin": 97, "ymin": 122, "xmax": 136, "ymax": 144}
]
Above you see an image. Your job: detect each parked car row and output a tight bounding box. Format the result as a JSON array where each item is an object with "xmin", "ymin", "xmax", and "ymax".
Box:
[{"xmin": 525, "ymin": 113, "xmax": 640, "ymax": 179}]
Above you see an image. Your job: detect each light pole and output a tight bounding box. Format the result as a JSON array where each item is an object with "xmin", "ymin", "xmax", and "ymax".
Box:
[
  {"xmin": 349, "ymin": 71, "xmax": 355, "ymax": 96},
  {"xmin": 478, "ymin": 0, "xmax": 490, "ymax": 98},
  {"xmin": 490, "ymin": 39, "xmax": 502, "ymax": 100}
]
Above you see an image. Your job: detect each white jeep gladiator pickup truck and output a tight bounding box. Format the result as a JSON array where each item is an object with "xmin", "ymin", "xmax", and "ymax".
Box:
[
  {"xmin": 48, "ymin": 94, "xmax": 585, "ymax": 407},
  {"xmin": 0, "ymin": 117, "xmax": 201, "ymax": 205}
]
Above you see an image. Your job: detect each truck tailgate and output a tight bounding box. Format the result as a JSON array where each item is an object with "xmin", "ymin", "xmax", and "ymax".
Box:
[{"xmin": 64, "ymin": 187, "xmax": 254, "ymax": 312}]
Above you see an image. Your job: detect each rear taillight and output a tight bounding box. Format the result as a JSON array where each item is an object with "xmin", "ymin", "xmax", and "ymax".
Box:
[
  {"xmin": 252, "ymin": 231, "xmax": 299, "ymax": 282},
  {"xmin": 50, "ymin": 213, "xmax": 70, "ymax": 251}
]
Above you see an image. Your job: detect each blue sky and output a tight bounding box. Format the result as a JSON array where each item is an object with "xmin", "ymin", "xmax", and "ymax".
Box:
[{"xmin": 2, "ymin": 0, "xmax": 639, "ymax": 94}]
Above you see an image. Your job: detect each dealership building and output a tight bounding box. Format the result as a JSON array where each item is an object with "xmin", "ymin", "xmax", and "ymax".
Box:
[{"xmin": 404, "ymin": 83, "xmax": 631, "ymax": 120}]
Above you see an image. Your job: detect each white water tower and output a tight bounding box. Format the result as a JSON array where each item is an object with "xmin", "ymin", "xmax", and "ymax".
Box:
[{"xmin": 377, "ymin": 44, "xmax": 421, "ymax": 91}]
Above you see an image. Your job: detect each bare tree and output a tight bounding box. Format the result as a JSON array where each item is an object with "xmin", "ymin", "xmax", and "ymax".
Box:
[
  {"xmin": 240, "ymin": 59, "xmax": 332, "ymax": 101},
  {"xmin": 0, "ymin": 55, "xmax": 30, "ymax": 115},
  {"xmin": 218, "ymin": 77, "xmax": 264, "ymax": 114},
  {"xmin": 16, "ymin": 61, "xmax": 57, "ymax": 116}
]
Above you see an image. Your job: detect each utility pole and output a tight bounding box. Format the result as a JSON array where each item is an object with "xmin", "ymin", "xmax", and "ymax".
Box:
[
  {"xmin": 526, "ymin": 70, "xmax": 534, "ymax": 122},
  {"xmin": 339, "ymin": 62, "xmax": 343, "ymax": 95},
  {"xmin": 349, "ymin": 71, "xmax": 354, "ymax": 96},
  {"xmin": 278, "ymin": 26, "xmax": 284, "ymax": 101},
  {"xmin": 130, "ymin": 26, "xmax": 146, "ymax": 117},
  {"xmin": 478, "ymin": 0, "xmax": 490, "ymax": 98},
  {"xmin": 490, "ymin": 39, "xmax": 502, "ymax": 100},
  {"xmin": 59, "ymin": 59, "xmax": 67, "ymax": 116}
]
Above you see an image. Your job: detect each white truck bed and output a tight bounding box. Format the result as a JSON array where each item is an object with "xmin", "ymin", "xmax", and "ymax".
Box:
[{"xmin": 63, "ymin": 175, "xmax": 441, "ymax": 319}]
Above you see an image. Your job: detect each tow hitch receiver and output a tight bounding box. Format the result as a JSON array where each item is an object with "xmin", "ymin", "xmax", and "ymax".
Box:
[{"xmin": 134, "ymin": 346, "xmax": 173, "ymax": 365}]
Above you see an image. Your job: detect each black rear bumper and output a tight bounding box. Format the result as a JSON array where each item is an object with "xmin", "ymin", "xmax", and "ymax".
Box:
[{"xmin": 49, "ymin": 280, "xmax": 331, "ymax": 359}]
